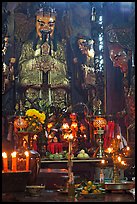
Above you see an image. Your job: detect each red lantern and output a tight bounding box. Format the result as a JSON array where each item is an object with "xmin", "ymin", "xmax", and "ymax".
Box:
[
  {"xmin": 14, "ymin": 116, "xmax": 28, "ymax": 132},
  {"xmin": 93, "ymin": 117, "xmax": 107, "ymax": 129},
  {"xmin": 70, "ymin": 113, "xmax": 77, "ymax": 121}
]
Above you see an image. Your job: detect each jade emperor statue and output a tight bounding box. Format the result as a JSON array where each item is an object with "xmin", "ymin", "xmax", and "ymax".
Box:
[{"xmin": 18, "ymin": 6, "xmax": 70, "ymax": 110}]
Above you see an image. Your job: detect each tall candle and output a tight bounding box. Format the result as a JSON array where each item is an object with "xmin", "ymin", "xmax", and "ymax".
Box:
[
  {"xmin": 11, "ymin": 151, "xmax": 17, "ymax": 172},
  {"xmin": 24, "ymin": 151, "xmax": 29, "ymax": 171},
  {"xmin": 2, "ymin": 152, "xmax": 8, "ymax": 172}
]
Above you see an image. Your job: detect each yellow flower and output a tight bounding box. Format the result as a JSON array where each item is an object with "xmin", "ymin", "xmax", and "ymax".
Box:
[
  {"xmin": 32, "ymin": 122, "xmax": 36, "ymax": 126},
  {"xmin": 39, "ymin": 112, "xmax": 46, "ymax": 124},
  {"xmin": 25, "ymin": 108, "xmax": 46, "ymax": 132}
]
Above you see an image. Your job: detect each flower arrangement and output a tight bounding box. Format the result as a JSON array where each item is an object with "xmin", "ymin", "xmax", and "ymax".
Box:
[
  {"xmin": 25, "ymin": 109, "xmax": 46, "ymax": 133},
  {"xmin": 14, "ymin": 108, "xmax": 46, "ymax": 133}
]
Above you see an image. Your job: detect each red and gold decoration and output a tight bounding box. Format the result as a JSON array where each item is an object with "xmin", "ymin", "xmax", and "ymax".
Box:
[
  {"xmin": 93, "ymin": 116, "xmax": 107, "ymax": 129},
  {"xmin": 14, "ymin": 116, "xmax": 28, "ymax": 132}
]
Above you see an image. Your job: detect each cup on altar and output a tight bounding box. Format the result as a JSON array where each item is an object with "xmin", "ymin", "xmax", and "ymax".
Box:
[
  {"xmin": 24, "ymin": 151, "xmax": 29, "ymax": 171},
  {"xmin": 11, "ymin": 151, "xmax": 17, "ymax": 172},
  {"xmin": 2, "ymin": 152, "xmax": 8, "ymax": 172}
]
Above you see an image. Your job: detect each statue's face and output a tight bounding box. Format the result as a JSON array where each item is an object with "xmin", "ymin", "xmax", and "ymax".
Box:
[
  {"xmin": 78, "ymin": 38, "xmax": 95, "ymax": 58},
  {"xmin": 36, "ymin": 14, "xmax": 56, "ymax": 39},
  {"xmin": 78, "ymin": 38, "xmax": 88, "ymax": 55},
  {"xmin": 4, "ymin": 36, "xmax": 9, "ymax": 45},
  {"xmin": 109, "ymin": 45, "xmax": 129, "ymax": 73}
]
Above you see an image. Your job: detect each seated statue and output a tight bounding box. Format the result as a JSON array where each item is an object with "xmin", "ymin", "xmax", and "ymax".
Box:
[{"xmin": 18, "ymin": 6, "xmax": 70, "ymax": 110}]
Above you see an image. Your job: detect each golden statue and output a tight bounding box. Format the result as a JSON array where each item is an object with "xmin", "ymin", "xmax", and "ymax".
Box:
[{"xmin": 18, "ymin": 6, "xmax": 70, "ymax": 110}]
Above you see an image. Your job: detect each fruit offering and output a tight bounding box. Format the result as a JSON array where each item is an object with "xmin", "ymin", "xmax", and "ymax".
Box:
[
  {"xmin": 49, "ymin": 153, "xmax": 63, "ymax": 160},
  {"xmin": 77, "ymin": 149, "xmax": 89, "ymax": 159},
  {"xmin": 47, "ymin": 151, "xmax": 74, "ymax": 160},
  {"xmin": 75, "ymin": 180, "xmax": 105, "ymax": 195}
]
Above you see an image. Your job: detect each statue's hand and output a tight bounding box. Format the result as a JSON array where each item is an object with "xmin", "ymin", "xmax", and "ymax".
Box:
[
  {"xmin": 35, "ymin": 54, "xmax": 53, "ymax": 72},
  {"xmin": 41, "ymin": 42, "xmax": 50, "ymax": 55}
]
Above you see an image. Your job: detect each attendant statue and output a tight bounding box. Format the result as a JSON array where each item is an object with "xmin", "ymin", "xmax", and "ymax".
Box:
[
  {"xmin": 71, "ymin": 34, "xmax": 96, "ymax": 111},
  {"xmin": 106, "ymin": 25, "xmax": 135, "ymax": 145}
]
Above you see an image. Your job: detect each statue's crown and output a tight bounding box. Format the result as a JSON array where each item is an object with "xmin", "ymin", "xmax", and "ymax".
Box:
[{"xmin": 36, "ymin": 7, "xmax": 56, "ymax": 17}]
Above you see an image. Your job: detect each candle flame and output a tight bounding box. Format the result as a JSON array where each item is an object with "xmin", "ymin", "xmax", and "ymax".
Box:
[
  {"xmin": 71, "ymin": 122, "xmax": 78, "ymax": 129},
  {"xmin": 108, "ymin": 147, "xmax": 113, "ymax": 153},
  {"xmin": 2, "ymin": 152, "xmax": 7, "ymax": 158},
  {"xmin": 117, "ymin": 135, "xmax": 121, "ymax": 139},
  {"xmin": 121, "ymin": 160, "xmax": 126, "ymax": 165},
  {"xmin": 11, "ymin": 151, "xmax": 17, "ymax": 158},
  {"xmin": 101, "ymin": 159, "xmax": 105, "ymax": 164},
  {"xmin": 118, "ymin": 156, "xmax": 121, "ymax": 162},
  {"xmin": 62, "ymin": 123, "xmax": 69, "ymax": 129},
  {"xmin": 24, "ymin": 151, "xmax": 29, "ymax": 157},
  {"xmin": 69, "ymin": 134, "xmax": 73, "ymax": 140},
  {"xmin": 33, "ymin": 134, "xmax": 37, "ymax": 140},
  {"xmin": 126, "ymin": 146, "xmax": 130, "ymax": 151},
  {"xmin": 47, "ymin": 122, "xmax": 53, "ymax": 129}
]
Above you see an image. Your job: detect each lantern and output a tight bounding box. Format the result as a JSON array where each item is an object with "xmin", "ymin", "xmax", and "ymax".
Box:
[
  {"xmin": 93, "ymin": 116, "xmax": 107, "ymax": 158},
  {"xmin": 93, "ymin": 117, "xmax": 107, "ymax": 129},
  {"xmin": 14, "ymin": 116, "xmax": 28, "ymax": 132},
  {"xmin": 70, "ymin": 113, "xmax": 77, "ymax": 121}
]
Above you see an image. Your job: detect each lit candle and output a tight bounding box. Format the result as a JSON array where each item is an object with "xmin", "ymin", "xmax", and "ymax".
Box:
[
  {"xmin": 126, "ymin": 146, "xmax": 130, "ymax": 151},
  {"xmin": 24, "ymin": 151, "xmax": 29, "ymax": 171},
  {"xmin": 121, "ymin": 160, "xmax": 126, "ymax": 166},
  {"xmin": 118, "ymin": 156, "xmax": 121, "ymax": 162},
  {"xmin": 62, "ymin": 123, "xmax": 69, "ymax": 130},
  {"xmin": 69, "ymin": 134, "xmax": 73, "ymax": 140},
  {"xmin": 2, "ymin": 152, "xmax": 8, "ymax": 172},
  {"xmin": 107, "ymin": 147, "xmax": 113, "ymax": 153},
  {"xmin": 117, "ymin": 135, "xmax": 121, "ymax": 140},
  {"xmin": 101, "ymin": 159, "xmax": 105, "ymax": 164},
  {"xmin": 11, "ymin": 151, "xmax": 17, "ymax": 172}
]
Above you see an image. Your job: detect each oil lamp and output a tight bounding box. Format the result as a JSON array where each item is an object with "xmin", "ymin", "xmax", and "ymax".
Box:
[
  {"xmin": 93, "ymin": 116, "xmax": 107, "ymax": 158},
  {"xmin": 105, "ymin": 134, "xmax": 128, "ymax": 183},
  {"xmin": 61, "ymin": 114, "xmax": 78, "ymax": 200}
]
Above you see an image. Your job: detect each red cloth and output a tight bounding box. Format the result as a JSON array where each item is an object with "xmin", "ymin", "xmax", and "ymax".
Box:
[
  {"xmin": 33, "ymin": 141, "xmax": 38, "ymax": 151},
  {"xmin": 47, "ymin": 142, "xmax": 63, "ymax": 154},
  {"xmin": 103, "ymin": 121, "xmax": 115, "ymax": 149}
]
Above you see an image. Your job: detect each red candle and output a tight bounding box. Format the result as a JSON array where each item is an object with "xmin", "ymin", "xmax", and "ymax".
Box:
[
  {"xmin": 24, "ymin": 151, "xmax": 29, "ymax": 171},
  {"xmin": 2, "ymin": 152, "xmax": 8, "ymax": 172},
  {"xmin": 11, "ymin": 151, "xmax": 17, "ymax": 172}
]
